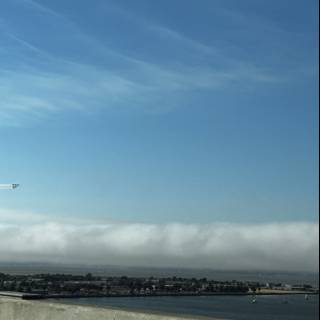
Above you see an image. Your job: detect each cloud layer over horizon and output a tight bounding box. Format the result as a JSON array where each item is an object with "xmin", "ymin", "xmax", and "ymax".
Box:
[{"xmin": 0, "ymin": 215, "xmax": 318, "ymax": 272}]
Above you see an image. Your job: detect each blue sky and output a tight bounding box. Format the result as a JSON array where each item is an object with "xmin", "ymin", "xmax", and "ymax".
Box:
[{"xmin": 0, "ymin": 0, "xmax": 318, "ymax": 225}]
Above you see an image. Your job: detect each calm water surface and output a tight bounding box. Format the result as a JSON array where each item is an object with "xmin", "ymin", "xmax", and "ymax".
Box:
[{"xmin": 58, "ymin": 294, "xmax": 319, "ymax": 320}]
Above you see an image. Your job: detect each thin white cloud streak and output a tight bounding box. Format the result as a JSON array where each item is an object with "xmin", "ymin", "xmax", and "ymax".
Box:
[
  {"xmin": 0, "ymin": 0, "xmax": 288, "ymax": 126},
  {"xmin": 0, "ymin": 45, "xmax": 283, "ymax": 126},
  {"xmin": 20, "ymin": 0, "xmax": 68, "ymax": 22},
  {"xmin": 0, "ymin": 213, "xmax": 318, "ymax": 272},
  {"xmin": 3, "ymin": 32, "xmax": 54, "ymax": 60},
  {"xmin": 147, "ymin": 25, "xmax": 216, "ymax": 56},
  {"xmin": 1, "ymin": 55, "xmax": 275, "ymax": 126}
]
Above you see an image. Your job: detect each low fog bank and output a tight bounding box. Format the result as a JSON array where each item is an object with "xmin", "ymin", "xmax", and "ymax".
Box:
[{"xmin": 0, "ymin": 220, "xmax": 318, "ymax": 272}]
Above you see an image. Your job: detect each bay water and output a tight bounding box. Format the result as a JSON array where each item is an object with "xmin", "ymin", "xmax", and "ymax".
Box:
[{"xmin": 59, "ymin": 294, "xmax": 319, "ymax": 319}]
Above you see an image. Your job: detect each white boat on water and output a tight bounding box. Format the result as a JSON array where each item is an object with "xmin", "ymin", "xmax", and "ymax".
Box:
[{"xmin": 251, "ymin": 295, "xmax": 257, "ymax": 304}]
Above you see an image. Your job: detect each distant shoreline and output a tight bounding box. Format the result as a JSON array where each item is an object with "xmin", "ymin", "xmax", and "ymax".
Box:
[
  {"xmin": 49, "ymin": 291, "xmax": 318, "ymax": 299},
  {"xmin": 1, "ymin": 290, "xmax": 318, "ymax": 300}
]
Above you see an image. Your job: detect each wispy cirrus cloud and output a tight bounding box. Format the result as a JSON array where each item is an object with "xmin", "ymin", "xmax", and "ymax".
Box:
[
  {"xmin": 0, "ymin": 59, "xmax": 227, "ymax": 126},
  {"xmin": 0, "ymin": 208, "xmax": 318, "ymax": 272},
  {"xmin": 20, "ymin": 0, "xmax": 69, "ymax": 22},
  {"xmin": 0, "ymin": 39, "xmax": 280, "ymax": 126},
  {"xmin": 0, "ymin": 0, "xmax": 310, "ymax": 126}
]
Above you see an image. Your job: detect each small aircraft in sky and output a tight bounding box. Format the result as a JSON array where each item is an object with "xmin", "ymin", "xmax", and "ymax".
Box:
[{"xmin": 0, "ymin": 184, "xmax": 20, "ymax": 190}]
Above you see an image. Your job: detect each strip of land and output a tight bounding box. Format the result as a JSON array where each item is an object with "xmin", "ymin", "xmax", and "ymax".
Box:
[{"xmin": 0, "ymin": 272, "xmax": 318, "ymax": 300}]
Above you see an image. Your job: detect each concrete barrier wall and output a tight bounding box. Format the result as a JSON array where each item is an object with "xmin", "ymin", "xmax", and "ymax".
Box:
[{"xmin": 0, "ymin": 298, "xmax": 205, "ymax": 320}]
